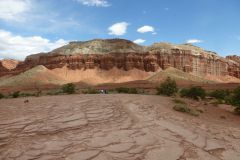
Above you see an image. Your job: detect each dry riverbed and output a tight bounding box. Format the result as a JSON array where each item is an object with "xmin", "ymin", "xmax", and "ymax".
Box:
[{"xmin": 0, "ymin": 94, "xmax": 240, "ymax": 160}]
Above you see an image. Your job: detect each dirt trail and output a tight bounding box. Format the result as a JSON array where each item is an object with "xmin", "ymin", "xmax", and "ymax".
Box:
[{"xmin": 0, "ymin": 94, "xmax": 240, "ymax": 160}]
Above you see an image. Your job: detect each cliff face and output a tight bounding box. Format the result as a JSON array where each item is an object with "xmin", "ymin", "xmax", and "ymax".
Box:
[
  {"xmin": 1, "ymin": 39, "xmax": 240, "ymax": 80},
  {"xmin": 226, "ymin": 55, "xmax": 240, "ymax": 78}
]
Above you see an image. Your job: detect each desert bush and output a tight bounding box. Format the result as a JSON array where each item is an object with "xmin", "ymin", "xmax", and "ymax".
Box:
[
  {"xmin": 12, "ymin": 91, "xmax": 20, "ymax": 98},
  {"xmin": 172, "ymin": 99, "xmax": 187, "ymax": 105},
  {"xmin": 61, "ymin": 83, "xmax": 76, "ymax": 94},
  {"xmin": 0, "ymin": 93, "xmax": 4, "ymax": 99},
  {"xmin": 83, "ymin": 88, "xmax": 99, "ymax": 94},
  {"xmin": 20, "ymin": 93, "xmax": 35, "ymax": 97},
  {"xmin": 173, "ymin": 104, "xmax": 199, "ymax": 116},
  {"xmin": 128, "ymin": 88, "xmax": 138, "ymax": 94},
  {"xmin": 209, "ymin": 89, "xmax": 230, "ymax": 100},
  {"xmin": 116, "ymin": 87, "xmax": 138, "ymax": 94},
  {"xmin": 179, "ymin": 88, "xmax": 189, "ymax": 97},
  {"xmin": 116, "ymin": 87, "xmax": 129, "ymax": 93},
  {"xmin": 157, "ymin": 77, "xmax": 178, "ymax": 96},
  {"xmin": 46, "ymin": 91, "xmax": 62, "ymax": 96},
  {"xmin": 224, "ymin": 95, "xmax": 233, "ymax": 105},
  {"xmin": 46, "ymin": 92, "xmax": 54, "ymax": 96},
  {"xmin": 180, "ymin": 86, "xmax": 206, "ymax": 100},
  {"xmin": 231, "ymin": 87, "xmax": 240, "ymax": 114}
]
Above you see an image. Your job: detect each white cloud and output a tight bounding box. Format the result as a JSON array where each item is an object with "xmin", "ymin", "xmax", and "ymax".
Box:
[
  {"xmin": 133, "ymin": 39, "xmax": 146, "ymax": 44},
  {"xmin": 76, "ymin": 0, "xmax": 110, "ymax": 7},
  {"xmin": 137, "ymin": 25, "xmax": 155, "ymax": 33},
  {"xmin": 108, "ymin": 22, "xmax": 129, "ymax": 36},
  {"xmin": 186, "ymin": 39, "xmax": 203, "ymax": 44},
  {"xmin": 0, "ymin": 0, "xmax": 31, "ymax": 21},
  {"xmin": 0, "ymin": 29, "xmax": 68, "ymax": 60}
]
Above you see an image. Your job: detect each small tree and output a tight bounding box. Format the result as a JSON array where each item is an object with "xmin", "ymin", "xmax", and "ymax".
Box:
[
  {"xmin": 157, "ymin": 77, "xmax": 178, "ymax": 96},
  {"xmin": 61, "ymin": 83, "xmax": 76, "ymax": 94}
]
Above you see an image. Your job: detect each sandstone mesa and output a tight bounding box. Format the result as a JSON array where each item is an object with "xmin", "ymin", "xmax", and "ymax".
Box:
[{"xmin": 0, "ymin": 39, "xmax": 239, "ymax": 82}]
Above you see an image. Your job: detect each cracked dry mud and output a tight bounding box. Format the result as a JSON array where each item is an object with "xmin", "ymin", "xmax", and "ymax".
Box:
[{"xmin": 0, "ymin": 94, "xmax": 240, "ymax": 160}]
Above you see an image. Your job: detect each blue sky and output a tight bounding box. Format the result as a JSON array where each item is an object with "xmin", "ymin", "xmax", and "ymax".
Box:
[{"xmin": 0, "ymin": 0, "xmax": 239, "ymax": 60}]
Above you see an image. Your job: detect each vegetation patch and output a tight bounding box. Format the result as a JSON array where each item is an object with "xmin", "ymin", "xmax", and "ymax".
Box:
[
  {"xmin": 61, "ymin": 83, "xmax": 76, "ymax": 94},
  {"xmin": 11, "ymin": 91, "xmax": 20, "ymax": 98},
  {"xmin": 20, "ymin": 93, "xmax": 35, "ymax": 97},
  {"xmin": 209, "ymin": 89, "xmax": 230, "ymax": 100},
  {"xmin": 0, "ymin": 93, "xmax": 4, "ymax": 99},
  {"xmin": 180, "ymin": 86, "xmax": 206, "ymax": 100},
  {"xmin": 83, "ymin": 88, "xmax": 99, "ymax": 94},
  {"xmin": 116, "ymin": 87, "xmax": 138, "ymax": 94},
  {"xmin": 172, "ymin": 98, "xmax": 187, "ymax": 105},
  {"xmin": 157, "ymin": 77, "xmax": 178, "ymax": 96},
  {"xmin": 173, "ymin": 104, "xmax": 199, "ymax": 116},
  {"xmin": 231, "ymin": 87, "xmax": 240, "ymax": 114}
]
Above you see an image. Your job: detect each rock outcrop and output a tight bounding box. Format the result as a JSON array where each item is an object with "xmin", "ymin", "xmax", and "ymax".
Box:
[
  {"xmin": 0, "ymin": 59, "xmax": 20, "ymax": 77},
  {"xmin": 226, "ymin": 55, "xmax": 240, "ymax": 78},
  {"xmin": 0, "ymin": 39, "xmax": 240, "ymax": 80}
]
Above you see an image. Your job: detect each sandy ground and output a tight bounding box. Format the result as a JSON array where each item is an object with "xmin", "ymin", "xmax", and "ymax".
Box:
[{"xmin": 0, "ymin": 94, "xmax": 240, "ymax": 160}]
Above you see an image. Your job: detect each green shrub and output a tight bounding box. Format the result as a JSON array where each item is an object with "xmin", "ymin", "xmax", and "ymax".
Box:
[
  {"xmin": 180, "ymin": 86, "xmax": 206, "ymax": 100},
  {"xmin": 173, "ymin": 104, "xmax": 190, "ymax": 112},
  {"xmin": 209, "ymin": 89, "xmax": 230, "ymax": 100},
  {"xmin": 83, "ymin": 88, "xmax": 99, "ymax": 94},
  {"xmin": 179, "ymin": 88, "xmax": 189, "ymax": 97},
  {"xmin": 12, "ymin": 91, "xmax": 20, "ymax": 98},
  {"xmin": 20, "ymin": 93, "xmax": 34, "ymax": 97},
  {"xmin": 157, "ymin": 77, "xmax": 178, "ymax": 96},
  {"xmin": 46, "ymin": 92, "xmax": 54, "ymax": 95},
  {"xmin": 116, "ymin": 87, "xmax": 129, "ymax": 93},
  {"xmin": 61, "ymin": 83, "xmax": 76, "ymax": 94},
  {"xmin": 128, "ymin": 88, "xmax": 138, "ymax": 94},
  {"xmin": 224, "ymin": 95, "xmax": 233, "ymax": 105},
  {"xmin": 231, "ymin": 87, "xmax": 240, "ymax": 106},
  {"xmin": 173, "ymin": 104, "xmax": 199, "ymax": 116},
  {"xmin": 231, "ymin": 87, "xmax": 240, "ymax": 114},
  {"xmin": 0, "ymin": 93, "xmax": 4, "ymax": 99},
  {"xmin": 46, "ymin": 91, "xmax": 62, "ymax": 95},
  {"xmin": 173, "ymin": 99, "xmax": 187, "ymax": 105},
  {"xmin": 116, "ymin": 87, "xmax": 138, "ymax": 94}
]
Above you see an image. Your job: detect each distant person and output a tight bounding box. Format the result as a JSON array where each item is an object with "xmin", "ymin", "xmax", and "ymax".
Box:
[{"xmin": 104, "ymin": 90, "xmax": 108, "ymax": 94}]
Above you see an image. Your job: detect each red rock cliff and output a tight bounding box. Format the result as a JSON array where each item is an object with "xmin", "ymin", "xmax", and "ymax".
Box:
[{"xmin": 1, "ymin": 39, "xmax": 240, "ymax": 79}]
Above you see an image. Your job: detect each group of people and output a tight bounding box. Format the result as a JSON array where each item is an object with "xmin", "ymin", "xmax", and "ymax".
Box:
[{"xmin": 100, "ymin": 89, "xmax": 108, "ymax": 94}]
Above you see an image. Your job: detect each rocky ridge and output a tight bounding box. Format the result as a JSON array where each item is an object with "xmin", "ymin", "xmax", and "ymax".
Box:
[{"xmin": 1, "ymin": 39, "xmax": 240, "ymax": 80}]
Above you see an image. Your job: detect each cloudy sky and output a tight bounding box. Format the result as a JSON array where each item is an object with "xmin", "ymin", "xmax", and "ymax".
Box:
[{"xmin": 0, "ymin": 0, "xmax": 239, "ymax": 60}]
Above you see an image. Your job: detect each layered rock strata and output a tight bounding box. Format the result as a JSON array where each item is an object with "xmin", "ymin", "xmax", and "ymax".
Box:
[{"xmin": 0, "ymin": 39, "xmax": 239, "ymax": 79}]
